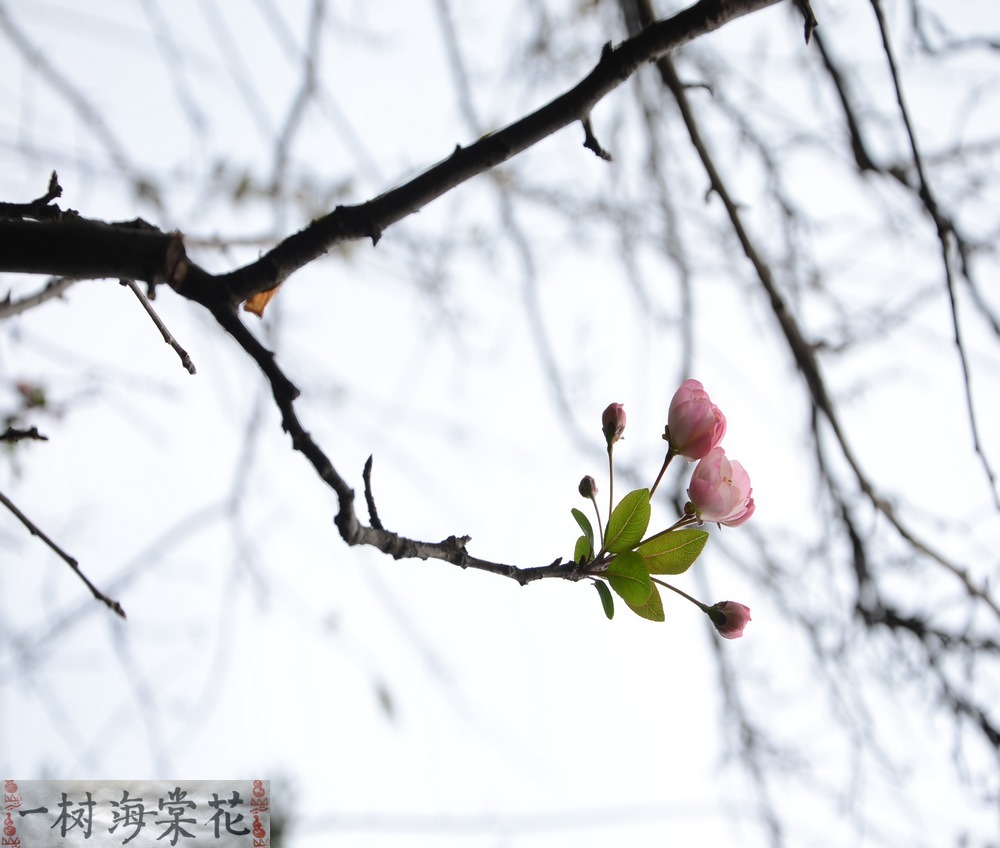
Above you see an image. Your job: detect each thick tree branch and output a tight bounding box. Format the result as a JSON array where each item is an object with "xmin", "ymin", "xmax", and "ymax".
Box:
[
  {"xmin": 0, "ymin": 215, "xmax": 187, "ymax": 285},
  {"xmin": 0, "ymin": 0, "xmax": 792, "ymax": 595},
  {"xmin": 0, "ymin": 0, "xmax": 783, "ymax": 309},
  {"xmin": 213, "ymin": 0, "xmax": 783, "ymax": 304}
]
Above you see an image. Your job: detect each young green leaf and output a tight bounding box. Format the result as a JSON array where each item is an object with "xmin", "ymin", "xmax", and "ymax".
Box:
[
  {"xmin": 604, "ymin": 488, "xmax": 651, "ymax": 553},
  {"xmin": 606, "ymin": 551, "xmax": 652, "ymax": 606},
  {"xmin": 636, "ymin": 528, "xmax": 709, "ymax": 575},
  {"xmin": 574, "ymin": 534, "xmax": 592, "ymax": 564},
  {"xmin": 571, "ymin": 507, "xmax": 595, "ymax": 554},
  {"xmin": 593, "ymin": 580, "xmax": 615, "ymax": 619},
  {"xmin": 623, "ymin": 581, "xmax": 665, "ymax": 622}
]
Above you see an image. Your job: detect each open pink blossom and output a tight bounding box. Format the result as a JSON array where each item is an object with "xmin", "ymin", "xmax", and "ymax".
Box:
[
  {"xmin": 667, "ymin": 379, "xmax": 726, "ymax": 461},
  {"xmin": 601, "ymin": 403, "xmax": 626, "ymax": 447},
  {"xmin": 687, "ymin": 447, "xmax": 755, "ymax": 527},
  {"xmin": 708, "ymin": 601, "xmax": 752, "ymax": 639}
]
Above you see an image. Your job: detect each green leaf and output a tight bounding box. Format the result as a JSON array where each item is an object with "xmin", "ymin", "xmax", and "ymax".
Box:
[
  {"xmin": 606, "ymin": 551, "xmax": 652, "ymax": 606},
  {"xmin": 605, "ymin": 488, "xmax": 651, "ymax": 553},
  {"xmin": 593, "ymin": 580, "xmax": 615, "ymax": 619},
  {"xmin": 625, "ymin": 581, "xmax": 665, "ymax": 622},
  {"xmin": 636, "ymin": 528, "xmax": 709, "ymax": 575},
  {"xmin": 571, "ymin": 507, "xmax": 595, "ymax": 554},
  {"xmin": 574, "ymin": 534, "xmax": 592, "ymax": 564}
]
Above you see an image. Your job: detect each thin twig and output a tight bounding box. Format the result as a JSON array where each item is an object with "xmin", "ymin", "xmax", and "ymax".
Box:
[
  {"xmin": 0, "ymin": 488, "xmax": 126, "ymax": 618},
  {"xmin": 628, "ymin": 0, "xmax": 1000, "ymax": 620},
  {"xmin": 122, "ymin": 279, "xmax": 197, "ymax": 374},
  {"xmin": 792, "ymin": 0, "xmax": 818, "ymax": 43},
  {"xmin": 0, "ymin": 171, "xmax": 64, "ymax": 221},
  {"xmin": 1, "ymin": 426, "xmax": 48, "ymax": 443},
  {"xmin": 869, "ymin": 0, "xmax": 998, "ymax": 509},
  {"xmin": 210, "ymin": 303, "xmax": 587, "ymax": 586},
  {"xmin": 362, "ymin": 454, "xmax": 384, "ymax": 531},
  {"xmin": 269, "ymin": 0, "xmax": 324, "ymax": 193},
  {"xmin": 0, "ymin": 7, "xmax": 153, "ymax": 198},
  {"xmin": 0, "ymin": 276, "xmax": 82, "ymax": 319},
  {"xmin": 582, "ymin": 115, "xmax": 614, "ymax": 161},
  {"xmin": 205, "ymin": 0, "xmax": 784, "ymax": 306}
]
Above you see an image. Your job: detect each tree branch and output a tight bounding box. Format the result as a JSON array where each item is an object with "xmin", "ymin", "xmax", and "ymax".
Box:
[
  {"xmin": 0, "ymin": 275, "xmax": 82, "ymax": 319},
  {"xmin": 212, "ymin": 0, "xmax": 783, "ymax": 304},
  {"xmin": 0, "ymin": 0, "xmax": 784, "ymax": 308},
  {"xmin": 0, "ymin": 488, "xmax": 125, "ymax": 618},
  {"xmin": 624, "ymin": 0, "xmax": 1000, "ymax": 621},
  {"xmin": 209, "ymin": 302, "xmax": 590, "ymax": 584},
  {"xmin": 0, "ymin": 215, "xmax": 187, "ymax": 284},
  {"xmin": 1, "ymin": 426, "xmax": 48, "ymax": 443},
  {"xmin": 122, "ymin": 278, "xmax": 197, "ymax": 374},
  {"xmin": 868, "ymin": 0, "xmax": 999, "ymax": 509},
  {"xmin": 0, "ymin": 0, "xmax": 788, "ymax": 594}
]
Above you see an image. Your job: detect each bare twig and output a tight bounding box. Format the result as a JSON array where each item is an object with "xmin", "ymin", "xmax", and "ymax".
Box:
[
  {"xmin": 209, "ymin": 303, "xmax": 587, "ymax": 585},
  {"xmin": 362, "ymin": 455, "xmax": 384, "ymax": 531},
  {"xmin": 792, "ymin": 0, "xmax": 818, "ymax": 43},
  {"xmin": 203, "ymin": 0, "xmax": 784, "ymax": 306},
  {"xmin": 269, "ymin": 0, "xmax": 325, "ymax": 193},
  {"xmin": 868, "ymin": 0, "xmax": 998, "ymax": 509},
  {"xmin": 0, "ymin": 0, "xmax": 790, "ymax": 595},
  {"xmin": 1, "ymin": 426, "xmax": 48, "ymax": 443},
  {"xmin": 433, "ymin": 0, "xmax": 599, "ymax": 452},
  {"xmin": 0, "ymin": 276, "xmax": 82, "ymax": 319},
  {"xmin": 122, "ymin": 279, "xmax": 197, "ymax": 374},
  {"xmin": 0, "ymin": 488, "xmax": 126, "ymax": 618},
  {"xmin": 0, "ymin": 171, "xmax": 64, "ymax": 221},
  {"xmin": 0, "ymin": 8, "xmax": 158, "ymax": 204},
  {"xmin": 623, "ymin": 0, "xmax": 1000, "ymax": 621},
  {"xmin": 582, "ymin": 115, "xmax": 614, "ymax": 161},
  {"xmin": 0, "ymin": 0, "xmax": 784, "ymax": 313}
]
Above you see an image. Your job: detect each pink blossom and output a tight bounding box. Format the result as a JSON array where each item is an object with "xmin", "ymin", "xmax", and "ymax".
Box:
[
  {"xmin": 601, "ymin": 403, "xmax": 626, "ymax": 447},
  {"xmin": 688, "ymin": 447, "xmax": 755, "ymax": 527},
  {"xmin": 708, "ymin": 601, "xmax": 752, "ymax": 639},
  {"xmin": 667, "ymin": 379, "xmax": 726, "ymax": 461}
]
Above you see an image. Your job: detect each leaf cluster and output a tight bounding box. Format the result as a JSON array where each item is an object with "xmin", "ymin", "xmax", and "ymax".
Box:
[{"xmin": 573, "ymin": 488, "xmax": 708, "ymax": 621}]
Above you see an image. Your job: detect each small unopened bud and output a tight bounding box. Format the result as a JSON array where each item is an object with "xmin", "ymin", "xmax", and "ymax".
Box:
[
  {"xmin": 578, "ymin": 475, "xmax": 598, "ymax": 498},
  {"xmin": 601, "ymin": 403, "xmax": 626, "ymax": 447},
  {"xmin": 707, "ymin": 601, "xmax": 752, "ymax": 639}
]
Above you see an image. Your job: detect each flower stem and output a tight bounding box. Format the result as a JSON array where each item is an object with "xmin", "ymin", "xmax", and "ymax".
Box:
[
  {"xmin": 606, "ymin": 445, "xmax": 614, "ymax": 542},
  {"xmin": 651, "ymin": 576, "xmax": 710, "ymax": 613},
  {"xmin": 649, "ymin": 445, "xmax": 676, "ymax": 498},
  {"xmin": 590, "ymin": 494, "xmax": 604, "ymax": 549},
  {"xmin": 638, "ymin": 515, "xmax": 698, "ymax": 548}
]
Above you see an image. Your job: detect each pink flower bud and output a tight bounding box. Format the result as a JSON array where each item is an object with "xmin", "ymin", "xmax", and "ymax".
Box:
[
  {"xmin": 667, "ymin": 379, "xmax": 726, "ymax": 461},
  {"xmin": 708, "ymin": 601, "xmax": 752, "ymax": 639},
  {"xmin": 687, "ymin": 447, "xmax": 755, "ymax": 527},
  {"xmin": 601, "ymin": 403, "xmax": 626, "ymax": 447},
  {"xmin": 578, "ymin": 476, "xmax": 598, "ymax": 498}
]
